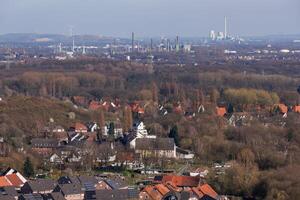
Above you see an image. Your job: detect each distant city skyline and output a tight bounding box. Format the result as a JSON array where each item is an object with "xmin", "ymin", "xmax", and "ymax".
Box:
[{"xmin": 1, "ymin": 0, "xmax": 300, "ymax": 37}]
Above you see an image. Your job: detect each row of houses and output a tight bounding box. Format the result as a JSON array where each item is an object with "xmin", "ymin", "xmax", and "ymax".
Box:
[
  {"xmin": 31, "ymin": 121, "xmax": 194, "ymax": 170},
  {"xmin": 140, "ymin": 175, "xmax": 227, "ymax": 200},
  {"xmin": 0, "ymin": 169, "xmax": 224, "ymax": 200},
  {"xmin": 72, "ymin": 97, "xmax": 145, "ymax": 115},
  {"xmin": 0, "ymin": 169, "xmax": 138, "ymax": 200},
  {"xmin": 215, "ymin": 104, "xmax": 300, "ymax": 127}
]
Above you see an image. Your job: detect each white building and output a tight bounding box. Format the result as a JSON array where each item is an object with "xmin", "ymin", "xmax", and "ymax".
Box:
[{"xmin": 129, "ymin": 122, "xmax": 156, "ymax": 149}]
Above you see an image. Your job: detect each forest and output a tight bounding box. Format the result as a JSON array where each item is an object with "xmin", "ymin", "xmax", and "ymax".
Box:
[{"xmin": 0, "ymin": 58, "xmax": 300, "ymax": 199}]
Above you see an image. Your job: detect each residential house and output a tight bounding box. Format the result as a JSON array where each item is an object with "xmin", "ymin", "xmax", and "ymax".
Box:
[
  {"xmin": 130, "ymin": 102, "xmax": 145, "ymax": 115},
  {"xmin": 70, "ymin": 123, "xmax": 88, "ymax": 133},
  {"xmin": 140, "ymin": 184, "xmax": 177, "ymax": 200},
  {"xmin": 96, "ymin": 178, "xmax": 128, "ymax": 190},
  {"xmin": 216, "ymin": 107, "xmax": 226, "ymax": 117},
  {"xmin": 53, "ymin": 131, "xmax": 69, "ymax": 145},
  {"xmin": 129, "ymin": 122, "xmax": 156, "ymax": 149},
  {"xmin": 44, "ymin": 192, "xmax": 66, "ymax": 200},
  {"xmin": 115, "ymin": 151, "xmax": 142, "ymax": 170},
  {"xmin": 0, "ymin": 170, "xmax": 27, "ymax": 188},
  {"xmin": 146, "ymin": 175, "xmax": 224, "ymax": 200},
  {"xmin": 88, "ymin": 101, "xmax": 102, "ymax": 111},
  {"xmin": 86, "ymin": 122, "xmax": 99, "ymax": 133},
  {"xmin": 293, "ymin": 105, "xmax": 300, "ymax": 113},
  {"xmin": 54, "ymin": 125, "xmax": 65, "ymax": 133},
  {"xmin": 19, "ymin": 193, "xmax": 44, "ymax": 200},
  {"xmin": 31, "ymin": 138, "xmax": 59, "ymax": 155},
  {"xmin": 227, "ymin": 112, "xmax": 252, "ymax": 127},
  {"xmin": 0, "ymin": 186, "xmax": 19, "ymax": 200},
  {"xmin": 71, "ymin": 96, "xmax": 88, "ymax": 107},
  {"xmin": 176, "ymin": 147, "xmax": 195, "ymax": 160},
  {"xmin": 53, "ymin": 184, "xmax": 84, "ymax": 200},
  {"xmin": 49, "ymin": 153, "xmax": 64, "ymax": 165},
  {"xmin": 21, "ymin": 179, "xmax": 57, "ymax": 194},
  {"xmin": 87, "ymin": 189, "xmax": 139, "ymax": 200},
  {"xmin": 173, "ymin": 102, "xmax": 184, "ymax": 114},
  {"xmin": 133, "ymin": 122, "xmax": 148, "ymax": 138},
  {"xmin": 191, "ymin": 184, "xmax": 221, "ymax": 200},
  {"xmin": 274, "ymin": 104, "xmax": 288, "ymax": 117},
  {"xmin": 135, "ymin": 138, "xmax": 176, "ymax": 158},
  {"xmin": 0, "ymin": 138, "xmax": 10, "ymax": 157}
]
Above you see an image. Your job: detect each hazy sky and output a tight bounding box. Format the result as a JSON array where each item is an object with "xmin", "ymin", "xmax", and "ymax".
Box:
[{"xmin": 1, "ymin": 0, "xmax": 300, "ymax": 37}]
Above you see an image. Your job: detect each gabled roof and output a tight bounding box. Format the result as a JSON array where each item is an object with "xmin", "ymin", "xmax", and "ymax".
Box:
[
  {"xmin": 0, "ymin": 172, "xmax": 26, "ymax": 187},
  {"xmin": 74, "ymin": 122, "xmax": 88, "ymax": 131},
  {"xmin": 31, "ymin": 138, "xmax": 59, "ymax": 148},
  {"xmin": 143, "ymin": 185, "xmax": 164, "ymax": 200},
  {"xmin": 104, "ymin": 177, "xmax": 127, "ymax": 190},
  {"xmin": 24, "ymin": 179, "xmax": 57, "ymax": 192},
  {"xmin": 162, "ymin": 175, "xmax": 200, "ymax": 187},
  {"xmin": 94, "ymin": 189, "xmax": 139, "ymax": 200},
  {"xmin": 19, "ymin": 193, "xmax": 44, "ymax": 200},
  {"xmin": 135, "ymin": 138, "xmax": 175, "ymax": 151},
  {"xmin": 293, "ymin": 105, "xmax": 300, "ymax": 113},
  {"xmin": 88, "ymin": 100, "xmax": 102, "ymax": 111},
  {"xmin": 192, "ymin": 184, "xmax": 218, "ymax": 199},
  {"xmin": 276, "ymin": 104, "xmax": 288, "ymax": 114},
  {"xmin": 56, "ymin": 183, "xmax": 83, "ymax": 195},
  {"xmin": 0, "ymin": 176, "xmax": 11, "ymax": 187},
  {"xmin": 6, "ymin": 174, "xmax": 24, "ymax": 187}
]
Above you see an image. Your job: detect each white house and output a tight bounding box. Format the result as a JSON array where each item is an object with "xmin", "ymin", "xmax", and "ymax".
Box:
[{"xmin": 129, "ymin": 122, "xmax": 156, "ymax": 149}]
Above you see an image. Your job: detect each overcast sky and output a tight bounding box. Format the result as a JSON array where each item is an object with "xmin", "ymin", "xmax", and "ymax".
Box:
[{"xmin": 0, "ymin": 0, "xmax": 299, "ymax": 37}]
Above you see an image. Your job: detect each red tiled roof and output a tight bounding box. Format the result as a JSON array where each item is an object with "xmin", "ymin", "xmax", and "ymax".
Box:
[
  {"xmin": 155, "ymin": 184, "xmax": 170, "ymax": 196},
  {"xmin": 198, "ymin": 184, "xmax": 218, "ymax": 199},
  {"xmin": 0, "ymin": 176, "xmax": 11, "ymax": 187},
  {"xmin": 75, "ymin": 122, "xmax": 87, "ymax": 131},
  {"xmin": 277, "ymin": 104, "xmax": 288, "ymax": 114},
  {"xmin": 143, "ymin": 186, "xmax": 163, "ymax": 200},
  {"xmin": 89, "ymin": 101, "xmax": 102, "ymax": 110},
  {"xmin": 0, "ymin": 173, "xmax": 25, "ymax": 187},
  {"xmin": 293, "ymin": 105, "xmax": 300, "ymax": 113},
  {"xmin": 6, "ymin": 174, "xmax": 24, "ymax": 187},
  {"xmin": 162, "ymin": 175, "xmax": 200, "ymax": 187},
  {"xmin": 216, "ymin": 107, "xmax": 226, "ymax": 117},
  {"xmin": 137, "ymin": 107, "xmax": 145, "ymax": 114}
]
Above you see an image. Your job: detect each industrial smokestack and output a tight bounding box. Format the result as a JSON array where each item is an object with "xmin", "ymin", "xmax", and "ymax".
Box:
[
  {"xmin": 132, "ymin": 32, "xmax": 135, "ymax": 53},
  {"xmin": 224, "ymin": 16, "xmax": 228, "ymax": 39}
]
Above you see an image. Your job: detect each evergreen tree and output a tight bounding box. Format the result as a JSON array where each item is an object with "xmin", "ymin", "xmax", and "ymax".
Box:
[
  {"xmin": 169, "ymin": 125, "xmax": 180, "ymax": 147},
  {"xmin": 108, "ymin": 122, "xmax": 115, "ymax": 136},
  {"xmin": 23, "ymin": 157, "xmax": 34, "ymax": 178}
]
